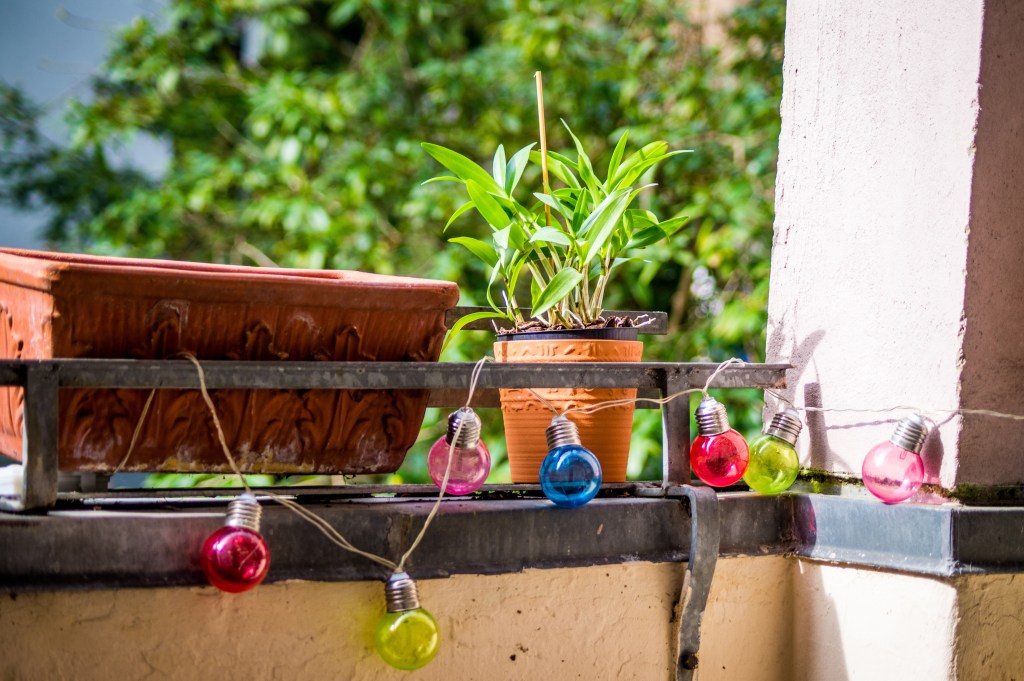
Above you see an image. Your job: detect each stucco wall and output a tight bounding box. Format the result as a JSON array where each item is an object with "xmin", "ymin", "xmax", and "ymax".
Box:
[
  {"xmin": 767, "ymin": 0, "xmax": 984, "ymax": 488},
  {"xmin": 792, "ymin": 561, "xmax": 959, "ymax": 681},
  {"xmin": 0, "ymin": 558, "xmax": 794, "ymax": 681},
  {"xmin": 954, "ymin": 573, "xmax": 1024, "ymax": 681},
  {"xmin": 958, "ymin": 0, "xmax": 1024, "ymax": 487}
]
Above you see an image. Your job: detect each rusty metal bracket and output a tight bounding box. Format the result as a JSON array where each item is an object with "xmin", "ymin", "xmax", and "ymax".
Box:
[
  {"xmin": 0, "ymin": 363, "xmax": 60, "ymax": 513},
  {"xmin": 672, "ymin": 484, "xmax": 721, "ymax": 681}
]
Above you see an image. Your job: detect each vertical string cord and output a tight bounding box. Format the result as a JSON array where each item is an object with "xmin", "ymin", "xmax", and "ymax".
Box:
[
  {"xmin": 396, "ymin": 356, "xmax": 490, "ymax": 572},
  {"xmin": 181, "ymin": 353, "xmax": 252, "ymax": 494},
  {"xmin": 701, "ymin": 357, "xmax": 745, "ymax": 398},
  {"xmin": 112, "ymin": 388, "xmax": 157, "ymax": 475}
]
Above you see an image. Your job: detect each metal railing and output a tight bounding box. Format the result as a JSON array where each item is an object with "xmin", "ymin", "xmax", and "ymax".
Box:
[{"xmin": 0, "ymin": 357, "xmax": 788, "ymax": 512}]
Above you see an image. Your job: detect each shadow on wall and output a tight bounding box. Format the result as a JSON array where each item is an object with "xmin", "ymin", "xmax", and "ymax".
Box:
[{"xmin": 790, "ymin": 560, "xmax": 851, "ymax": 681}]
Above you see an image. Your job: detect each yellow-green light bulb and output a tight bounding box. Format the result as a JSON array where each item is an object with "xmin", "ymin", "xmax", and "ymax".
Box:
[
  {"xmin": 744, "ymin": 408, "xmax": 802, "ymax": 495},
  {"xmin": 374, "ymin": 572, "xmax": 439, "ymax": 670}
]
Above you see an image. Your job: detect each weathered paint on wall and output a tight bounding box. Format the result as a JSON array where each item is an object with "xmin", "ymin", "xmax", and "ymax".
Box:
[
  {"xmin": 954, "ymin": 573, "xmax": 1024, "ymax": 681},
  {"xmin": 702, "ymin": 555, "xmax": 794, "ymax": 680},
  {"xmin": 0, "ymin": 558, "xmax": 795, "ymax": 681},
  {"xmin": 1, "ymin": 564, "xmax": 678, "ymax": 680}
]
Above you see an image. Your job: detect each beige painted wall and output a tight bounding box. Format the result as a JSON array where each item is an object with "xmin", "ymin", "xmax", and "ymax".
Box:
[
  {"xmin": 5, "ymin": 557, "xmax": 1024, "ymax": 680},
  {"xmin": 0, "ymin": 558, "xmax": 793, "ymax": 681},
  {"xmin": 954, "ymin": 573, "xmax": 1024, "ymax": 681}
]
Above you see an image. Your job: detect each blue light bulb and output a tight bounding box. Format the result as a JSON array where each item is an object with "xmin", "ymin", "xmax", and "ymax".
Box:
[{"xmin": 538, "ymin": 415, "xmax": 602, "ymax": 508}]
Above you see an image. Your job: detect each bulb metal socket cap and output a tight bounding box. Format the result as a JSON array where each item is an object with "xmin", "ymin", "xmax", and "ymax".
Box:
[
  {"xmin": 695, "ymin": 397, "xmax": 731, "ymax": 436},
  {"xmin": 546, "ymin": 415, "xmax": 583, "ymax": 450},
  {"xmin": 446, "ymin": 407, "xmax": 482, "ymax": 449},
  {"xmin": 385, "ymin": 571, "xmax": 421, "ymax": 613},
  {"xmin": 765, "ymin": 408, "xmax": 803, "ymax": 445},
  {"xmin": 225, "ymin": 493, "xmax": 262, "ymax": 532},
  {"xmin": 889, "ymin": 413, "xmax": 928, "ymax": 453}
]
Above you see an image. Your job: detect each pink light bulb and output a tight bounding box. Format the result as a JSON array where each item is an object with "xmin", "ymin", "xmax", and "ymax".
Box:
[
  {"xmin": 690, "ymin": 396, "xmax": 749, "ymax": 487},
  {"xmin": 201, "ymin": 495, "xmax": 270, "ymax": 593},
  {"xmin": 427, "ymin": 407, "xmax": 490, "ymax": 495},
  {"xmin": 862, "ymin": 414, "xmax": 928, "ymax": 504}
]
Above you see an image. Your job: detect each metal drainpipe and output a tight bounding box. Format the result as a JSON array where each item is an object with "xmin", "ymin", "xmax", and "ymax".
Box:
[{"xmin": 672, "ymin": 484, "xmax": 721, "ymax": 681}]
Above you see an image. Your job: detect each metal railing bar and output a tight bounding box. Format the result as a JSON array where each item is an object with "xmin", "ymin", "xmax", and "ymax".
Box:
[{"xmin": 0, "ymin": 359, "xmax": 789, "ymax": 392}]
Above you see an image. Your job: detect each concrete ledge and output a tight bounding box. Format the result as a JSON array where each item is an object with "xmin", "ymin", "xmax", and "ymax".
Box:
[{"xmin": 2, "ymin": 491, "xmax": 1023, "ymax": 592}]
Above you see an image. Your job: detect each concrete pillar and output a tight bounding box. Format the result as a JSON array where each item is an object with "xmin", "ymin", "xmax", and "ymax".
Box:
[
  {"xmin": 768, "ymin": 0, "xmax": 1024, "ymax": 497},
  {"xmin": 769, "ymin": 1, "xmax": 1024, "ymax": 679}
]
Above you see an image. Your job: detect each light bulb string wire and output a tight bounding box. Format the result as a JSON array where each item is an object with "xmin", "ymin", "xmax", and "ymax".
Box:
[
  {"xmin": 110, "ymin": 354, "xmax": 490, "ymax": 575},
  {"xmin": 540, "ymin": 356, "xmax": 749, "ymax": 419},
  {"xmin": 182, "ymin": 353, "xmax": 490, "ymax": 575},
  {"xmin": 763, "ymin": 389, "xmax": 1024, "ymax": 426}
]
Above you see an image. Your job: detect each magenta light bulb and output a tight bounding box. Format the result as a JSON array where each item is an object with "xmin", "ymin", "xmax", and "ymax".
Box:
[
  {"xmin": 862, "ymin": 413, "xmax": 928, "ymax": 503},
  {"xmin": 201, "ymin": 494, "xmax": 270, "ymax": 593},
  {"xmin": 427, "ymin": 407, "xmax": 490, "ymax": 495},
  {"xmin": 690, "ymin": 396, "xmax": 749, "ymax": 487}
]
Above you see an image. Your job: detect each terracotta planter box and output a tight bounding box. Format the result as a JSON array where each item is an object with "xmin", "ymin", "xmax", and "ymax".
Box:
[{"xmin": 0, "ymin": 249, "xmax": 458, "ymax": 475}]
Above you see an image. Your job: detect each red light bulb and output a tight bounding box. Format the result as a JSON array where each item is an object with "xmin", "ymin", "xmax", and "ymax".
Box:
[
  {"xmin": 862, "ymin": 414, "xmax": 928, "ymax": 504},
  {"xmin": 201, "ymin": 494, "xmax": 270, "ymax": 593},
  {"xmin": 690, "ymin": 396, "xmax": 749, "ymax": 487}
]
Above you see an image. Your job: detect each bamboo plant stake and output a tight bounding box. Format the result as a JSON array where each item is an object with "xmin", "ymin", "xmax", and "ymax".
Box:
[{"xmin": 535, "ymin": 71, "xmax": 553, "ymax": 228}]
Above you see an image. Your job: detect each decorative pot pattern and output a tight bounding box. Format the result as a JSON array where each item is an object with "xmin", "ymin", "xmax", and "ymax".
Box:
[
  {"xmin": 494, "ymin": 338, "xmax": 643, "ymax": 483},
  {"xmin": 0, "ymin": 249, "xmax": 459, "ymax": 474}
]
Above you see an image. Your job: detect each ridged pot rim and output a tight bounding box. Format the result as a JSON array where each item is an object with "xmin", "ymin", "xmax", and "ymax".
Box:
[{"xmin": 494, "ymin": 326, "xmax": 640, "ymax": 342}]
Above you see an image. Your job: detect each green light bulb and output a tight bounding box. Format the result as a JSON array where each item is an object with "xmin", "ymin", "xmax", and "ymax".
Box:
[
  {"xmin": 743, "ymin": 408, "xmax": 803, "ymax": 495},
  {"xmin": 375, "ymin": 572, "xmax": 439, "ymax": 670}
]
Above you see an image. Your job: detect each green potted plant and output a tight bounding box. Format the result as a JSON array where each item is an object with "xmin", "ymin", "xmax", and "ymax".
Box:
[{"xmin": 423, "ymin": 122, "xmax": 688, "ymax": 482}]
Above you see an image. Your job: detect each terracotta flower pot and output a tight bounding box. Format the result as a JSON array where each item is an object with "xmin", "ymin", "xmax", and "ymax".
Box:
[
  {"xmin": 493, "ymin": 333, "xmax": 643, "ymax": 483},
  {"xmin": 0, "ymin": 248, "xmax": 459, "ymax": 475}
]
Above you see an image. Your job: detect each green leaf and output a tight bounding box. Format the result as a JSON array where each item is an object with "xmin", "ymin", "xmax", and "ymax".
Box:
[
  {"xmin": 530, "ymin": 275, "xmax": 543, "ymax": 312},
  {"xmin": 530, "ymin": 150, "xmax": 580, "ymax": 189},
  {"xmin": 531, "ymin": 267, "xmax": 583, "ymax": 318},
  {"xmin": 532, "ymin": 192, "xmax": 573, "ymax": 221},
  {"xmin": 466, "ymin": 179, "xmax": 510, "ymax": 230},
  {"xmin": 441, "ymin": 310, "xmax": 509, "ymax": 353},
  {"xmin": 609, "ymin": 141, "xmax": 668, "ymax": 188},
  {"xmin": 508, "ymin": 221, "xmax": 528, "ymax": 250},
  {"xmin": 610, "ymin": 145, "xmax": 692, "ymax": 191},
  {"xmin": 571, "ymin": 187, "xmax": 588, "ymax": 233},
  {"xmin": 656, "ymin": 214, "xmax": 691, "ymax": 237},
  {"xmin": 578, "ymin": 187, "xmax": 634, "ymax": 265},
  {"xmin": 449, "ymin": 236, "xmax": 498, "ymax": 268},
  {"xmin": 444, "ymin": 200, "xmax": 476, "ymax": 232},
  {"xmin": 529, "ymin": 226, "xmax": 572, "ymax": 246},
  {"xmin": 493, "ymin": 222, "xmax": 527, "ymax": 251},
  {"xmin": 627, "ymin": 226, "xmax": 668, "ymax": 250},
  {"xmin": 492, "ymin": 144, "xmax": 507, "ymax": 189},
  {"xmin": 605, "ymin": 130, "xmax": 629, "ymax": 190},
  {"xmin": 504, "ymin": 143, "xmax": 535, "ymax": 195},
  {"xmin": 422, "ymin": 175, "xmax": 463, "ymax": 186},
  {"xmin": 422, "ymin": 143, "xmax": 503, "ymax": 194},
  {"xmin": 561, "ymin": 120, "xmax": 602, "ymax": 198}
]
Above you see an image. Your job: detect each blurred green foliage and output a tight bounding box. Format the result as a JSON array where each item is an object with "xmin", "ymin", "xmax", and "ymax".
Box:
[{"xmin": 0, "ymin": 0, "xmax": 783, "ymax": 484}]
